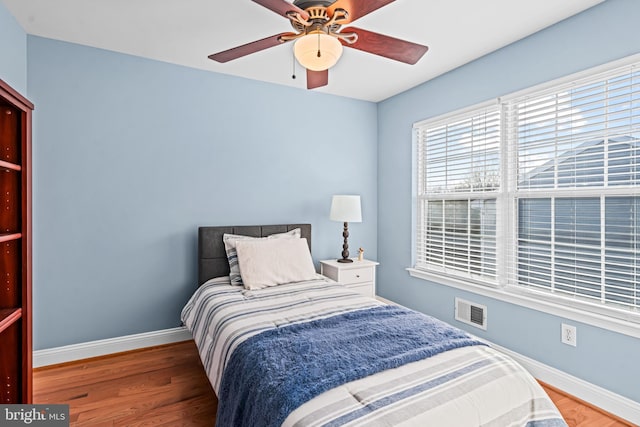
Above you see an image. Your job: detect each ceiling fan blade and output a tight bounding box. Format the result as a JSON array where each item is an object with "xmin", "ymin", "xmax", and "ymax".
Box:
[
  {"xmin": 209, "ymin": 33, "xmax": 296, "ymax": 63},
  {"xmin": 328, "ymin": 0, "xmax": 395, "ymax": 24},
  {"xmin": 341, "ymin": 27, "xmax": 428, "ymax": 65},
  {"xmin": 307, "ymin": 69, "xmax": 328, "ymax": 89},
  {"xmin": 252, "ymin": 0, "xmax": 309, "ymax": 20}
]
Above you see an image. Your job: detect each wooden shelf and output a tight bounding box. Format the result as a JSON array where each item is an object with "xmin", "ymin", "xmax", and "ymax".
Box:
[
  {"xmin": 0, "ymin": 308, "xmax": 21, "ymax": 334},
  {"xmin": 0, "ymin": 160, "xmax": 20, "ymax": 172},
  {"xmin": 0, "ymin": 233, "xmax": 21, "ymax": 243}
]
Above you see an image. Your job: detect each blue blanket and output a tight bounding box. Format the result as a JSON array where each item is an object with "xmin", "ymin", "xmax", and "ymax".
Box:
[{"xmin": 216, "ymin": 305, "xmax": 484, "ymax": 427}]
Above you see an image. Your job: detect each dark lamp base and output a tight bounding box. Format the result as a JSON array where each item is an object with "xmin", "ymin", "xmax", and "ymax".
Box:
[{"xmin": 337, "ymin": 258, "xmax": 354, "ymax": 263}]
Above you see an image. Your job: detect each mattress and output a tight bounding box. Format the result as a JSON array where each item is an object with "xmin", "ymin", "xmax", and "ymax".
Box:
[{"xmin": 181, "ymin": 276, "xmax": 567, "ymax": 427}]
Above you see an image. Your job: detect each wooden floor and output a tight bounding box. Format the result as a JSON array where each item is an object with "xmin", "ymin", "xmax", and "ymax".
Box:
[
  {"xmin": 33, "ymin": 341, "xmax": 217, "ymax": 426},
  {"xmin": 539, "ymin": 382, "xmax": 635, "ymax": 427},
  {"xmin": 33, "ymin": 340, "xmax": 634, "ymax": 427}
]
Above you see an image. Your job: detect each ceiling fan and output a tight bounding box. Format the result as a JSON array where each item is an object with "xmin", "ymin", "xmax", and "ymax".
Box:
[{"xmin": 208, "ymin": 0, "xmax": 429, "ymax": 89}]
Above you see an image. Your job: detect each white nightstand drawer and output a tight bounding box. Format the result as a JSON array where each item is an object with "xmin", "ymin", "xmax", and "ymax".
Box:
[
  {"xmin": 340, "ymin": 267, "xmax": 373, "ymax": 285},
  {"xmin": 320, "ymin": 259, "xmax": 379, "ymax": 298}
]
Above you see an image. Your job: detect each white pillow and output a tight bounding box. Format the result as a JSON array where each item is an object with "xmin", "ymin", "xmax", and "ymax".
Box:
[
  {"xmin": 223, "ymin": 228, "xmax": 301, "ymax": 286},
  {"xmin": 235, "ymin": 238, "xmax": 316, "ymax": 290}
]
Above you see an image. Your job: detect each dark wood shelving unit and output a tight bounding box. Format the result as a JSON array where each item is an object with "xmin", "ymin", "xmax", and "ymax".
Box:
[{"xmin": 0, "ymin": 78, "xmax": 33, "ymax": 404}]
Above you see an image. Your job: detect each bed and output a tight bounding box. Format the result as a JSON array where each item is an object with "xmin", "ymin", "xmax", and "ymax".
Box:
[{"xmin": 182, "ymin": 224, "xmax": 567, "ymax": 427}]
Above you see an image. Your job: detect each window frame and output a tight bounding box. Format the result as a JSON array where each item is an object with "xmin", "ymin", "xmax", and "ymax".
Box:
[
  {"xmin": 410, "ymin": 53, "xmax": 640, "ymax": 339},
  {"xmin": 414, "ymin": 101, "xmax": 502, "ymax": 286}
]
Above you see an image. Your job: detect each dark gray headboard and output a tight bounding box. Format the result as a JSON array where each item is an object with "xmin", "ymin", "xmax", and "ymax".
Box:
[{"xmin": 198, "ymin": 224, "xmax": 312, "ymax": 286}]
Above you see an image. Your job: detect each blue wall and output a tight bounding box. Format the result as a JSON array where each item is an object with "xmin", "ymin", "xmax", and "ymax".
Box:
[
  {"xmin": 377, "ymin": 0, "xmax": 640, "ymax": 403},
  {"xmin": 0, "ymin": 1, "xmax": 27, "ymax": 94},
  {"xmin": 8, "ymin": 0, "xmax": 640, "ymax": 405},
  {"xmin": 27, "ymin": 36, "xmax": 378, "ymax": 349}
]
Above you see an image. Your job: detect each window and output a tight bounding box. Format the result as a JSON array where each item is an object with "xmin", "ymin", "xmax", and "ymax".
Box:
[
  {"xmin": 414, "ymin": 106, "xmax": 500, "ymax": 283},
  {"xmin": 413, "ymin": 58, "xmax": 640, "ymax": 319},
  {"xmin": 508, "ymin": 65, "xmax": 640, "ymax": 311}
]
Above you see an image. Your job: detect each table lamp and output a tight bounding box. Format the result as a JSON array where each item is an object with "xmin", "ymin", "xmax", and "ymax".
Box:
[{"xmin": 329, "ymin": 195, "xmax": 362, "ymax": 263}]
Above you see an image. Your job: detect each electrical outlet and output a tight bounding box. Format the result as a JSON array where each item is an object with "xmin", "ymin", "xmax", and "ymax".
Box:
[{"xmin": 561, "ymin": 323, "xmax": 577, "ymax": 347}]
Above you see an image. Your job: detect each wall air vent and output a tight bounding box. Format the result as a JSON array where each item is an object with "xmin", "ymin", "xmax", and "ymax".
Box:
[{"xmin": 455, "ymin": 298, "xmax": 487, "ymax": 330}]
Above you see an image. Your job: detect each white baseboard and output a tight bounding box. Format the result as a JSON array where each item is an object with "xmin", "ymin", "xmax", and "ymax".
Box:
[
  {"xmin": 487, "ymin": 340, "xmax": 640, "ymax": 425},
  {"xmin": 33, "ymin": 326, "xmax": 640, "ymax": 424},
  {"xmin": 33, "ymin": 326, "xmax": 192, "ymax": 368}
]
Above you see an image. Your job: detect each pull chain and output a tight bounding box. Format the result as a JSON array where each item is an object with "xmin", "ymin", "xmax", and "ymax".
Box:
[
  {"xmin": 317, "ymin": 32, "xmax": 321, "ymax": 58},
  {"xmin": 291, "ymin": 48, "xmax": 296, "ymax": 79}
]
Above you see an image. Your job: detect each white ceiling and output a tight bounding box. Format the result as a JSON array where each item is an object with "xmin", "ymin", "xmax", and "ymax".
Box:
[{"xmin": 2, "ymin": 0, "xmax": 604, "ymax": 102}]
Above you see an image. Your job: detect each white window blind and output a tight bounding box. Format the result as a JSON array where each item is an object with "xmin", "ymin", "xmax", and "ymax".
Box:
[
  {"xmin": 507, "ymin": 63, "xmax": 640, "ymax": 310},
  {"xmin": 414, "ymin": 56, "xmax": 640, "ymax": 318},
  {"xmin": 510, "ymin": 67, "xmax": 640, "ymax": 191},
  {"xmin": 415, "ymin": 106, "xmax": 500, "ymax": 283}
]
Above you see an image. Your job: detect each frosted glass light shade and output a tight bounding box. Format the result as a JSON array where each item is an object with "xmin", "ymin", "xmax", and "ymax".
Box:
[
  {"xmin": 330, "ymin": 195, "xmax": 362, "ymax": 223},
  {"xmin": 294, "ymin": 32, "xmax": 343, "ymax": 71}
]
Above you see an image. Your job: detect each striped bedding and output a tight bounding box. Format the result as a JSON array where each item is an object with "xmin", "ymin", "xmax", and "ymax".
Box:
[{"xmin": 181, "ymin": 276, "xmax": 567, "ymax": 427}]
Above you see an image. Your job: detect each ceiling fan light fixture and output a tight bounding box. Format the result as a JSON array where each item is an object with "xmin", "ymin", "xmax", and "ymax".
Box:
[{"xmin": 294, "ymin": 31, "xmax": 343, "ymax": 71}]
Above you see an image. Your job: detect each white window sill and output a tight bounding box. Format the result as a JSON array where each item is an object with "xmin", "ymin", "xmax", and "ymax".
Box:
[{"xmin": 407, "ymin": 268, "xmax": 640, "ymax": 340}]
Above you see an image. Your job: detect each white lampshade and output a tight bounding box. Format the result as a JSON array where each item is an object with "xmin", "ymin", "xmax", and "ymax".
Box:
[
  {"xmin": 294, "ymin": 31, "xmax": 343, "ymax": 71},
  {"xmin": 330, "ymin": 195, "xmax": 362, "ymax": 223}
]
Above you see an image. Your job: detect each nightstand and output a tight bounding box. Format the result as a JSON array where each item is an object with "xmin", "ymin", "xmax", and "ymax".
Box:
[{"xmin": 320, "ymin": 259, "xmax": 379, "ymax": 297}]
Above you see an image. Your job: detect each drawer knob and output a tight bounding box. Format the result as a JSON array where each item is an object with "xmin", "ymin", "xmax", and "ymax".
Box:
[{"xmin": 356, "ymin": 274, "xmax": 360, "ymax": 278}]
